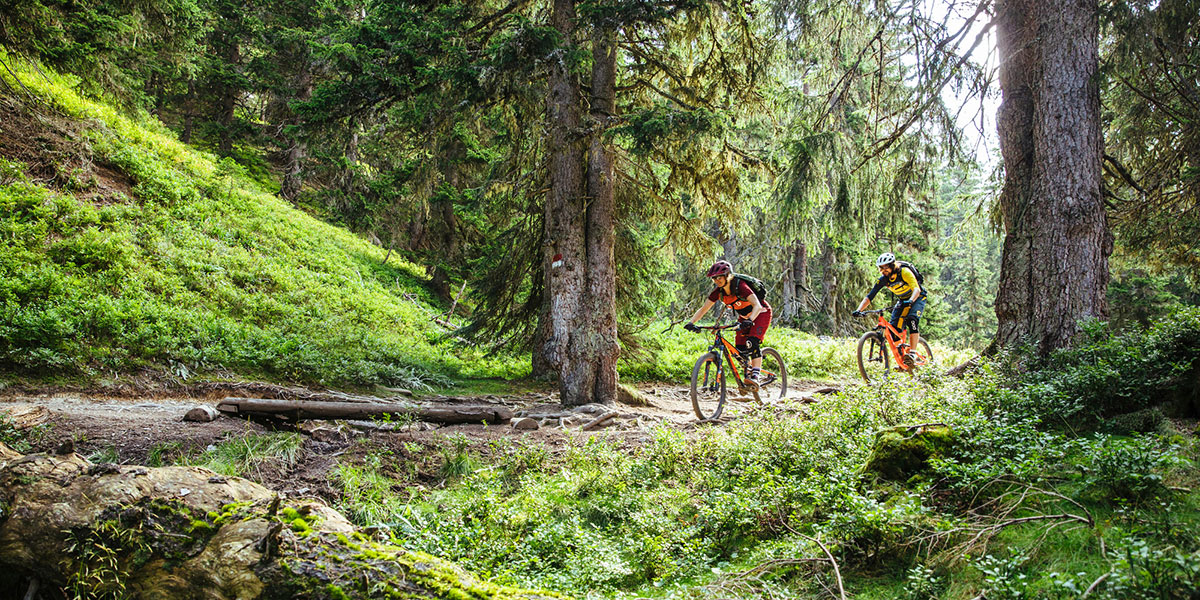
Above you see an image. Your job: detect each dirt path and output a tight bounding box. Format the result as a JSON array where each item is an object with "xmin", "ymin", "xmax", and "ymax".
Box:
[{"xmin": 0, "ymin": 381, "xmax": 843, "ymax": 500}]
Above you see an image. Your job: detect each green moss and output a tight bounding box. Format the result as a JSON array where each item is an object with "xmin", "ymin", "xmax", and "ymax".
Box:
[
  {"xmin": 290, "ymin": 518, "xmax": 312, "ymax": 535},
  {"xmin": 188, "ymin": 519, "xmax": 215, "ymax": 535},
  {"xmin": 864, "ymin": 424, "xmax": 957, "ymax": 481}
]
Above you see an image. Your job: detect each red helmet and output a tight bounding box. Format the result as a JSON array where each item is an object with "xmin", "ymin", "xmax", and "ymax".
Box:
[{"xmin": 706, "ymin": 260, "xmax": 733, "ymax": 278}]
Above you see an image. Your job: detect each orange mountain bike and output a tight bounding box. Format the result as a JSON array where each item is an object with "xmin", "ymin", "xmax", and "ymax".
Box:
[
  {"xmin": 854, "ymin": 307, "xmax": 933, "ymax": 383},
  {"xmin": 688, "ymin": 324, "xmax": 787, "ymax": 421}
]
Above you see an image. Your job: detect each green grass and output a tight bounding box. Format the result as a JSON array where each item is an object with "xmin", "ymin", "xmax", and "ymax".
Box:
[
  {"xmin": 179, "ymin": 432, "xmax": 305, "ymax": 479},
  {"xmin": 0, "ymin": 52, "xmax": 528, "ymax": 388}
]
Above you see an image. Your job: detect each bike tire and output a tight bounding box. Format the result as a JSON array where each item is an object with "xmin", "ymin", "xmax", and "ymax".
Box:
[
  {"xmin": 915, "ymin": 339, "xmax": 933, "ymax": 368},
  {"xmin": 757, "ymin": 347, "xmax": 788, "ymax": 401},
  {"xmin": 857, "ymin": 331, "xmax": 890, "ymax": 383},
  {"xmin": 691, "ymin": 351, "xmax": 727, "ymax": 420}
]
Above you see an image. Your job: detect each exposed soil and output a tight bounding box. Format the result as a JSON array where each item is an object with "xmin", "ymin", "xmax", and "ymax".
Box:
[
  {"xmin": 0, "ymin": 93, "xmax": 135, "ymax": 201},
  {"xmin": 0, "ymin": 381, "xmax": 840, "ymax": 504}
]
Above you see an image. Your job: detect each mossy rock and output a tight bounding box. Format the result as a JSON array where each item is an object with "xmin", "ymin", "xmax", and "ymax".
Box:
[{"xmin": 863, "ymin": 424, "xmax": 957, "ymax": 482}]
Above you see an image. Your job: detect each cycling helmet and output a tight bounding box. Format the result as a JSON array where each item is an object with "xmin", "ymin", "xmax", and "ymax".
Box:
[
  {"xmin": 875, "ymin": 252, "xmax": 896, "ymax": 267},
  {"xmin": 706, "ymin": 260, "xmax": 733, "ymax": 278}
]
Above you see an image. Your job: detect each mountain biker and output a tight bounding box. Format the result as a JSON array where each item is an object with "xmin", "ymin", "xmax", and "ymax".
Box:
[
  {"xmin": 853, "ymin": 252, "xmax": 927, "ymax": 365},
  {"xmin": 684, "ymin": 260, "xmax": 772, "ymax": 384}
]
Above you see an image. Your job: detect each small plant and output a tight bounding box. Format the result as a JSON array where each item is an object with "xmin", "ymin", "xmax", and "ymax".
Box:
[
  {"xmin": 438, "ymin": 433, "xmax": 476, "ymax": 480},
  {"xmin": 180, "ymin": 432, "xmax": 303, "ymax": 479},
  {"xmin": 87, "ymin": 446, "xmax": 121, "ymax": 465},
  {"xmin": 147, "ymin": 441, "xmax": 184, "ymax": 467},
  {"xmin": 1076, "ymin": 435, "xmax": 1181, "ymax": 503},
  {"xmin": 0, "ymin": 414, "xmax": 50, "ymax": 453},
  {"xmin": 902, "ymin": 564, "xmax": 945, "ymax": 600},
  {"xmin": 974, "ymin": 552, "xmax": 1032, "ymax": 600}
]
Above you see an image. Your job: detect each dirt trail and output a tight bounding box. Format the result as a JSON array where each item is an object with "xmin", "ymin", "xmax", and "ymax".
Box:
[{"xmin": 0, "ymin": 381, "xmax": 842, "ymax": 499}]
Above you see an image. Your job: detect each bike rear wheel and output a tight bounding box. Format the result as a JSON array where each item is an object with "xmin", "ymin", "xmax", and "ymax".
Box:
[
  {"xmin": 857, "ymin": 331, "xmax": 890, "ymax": 383},
  {"xmin": 691, "ymin": 351, "xmax": 727, "ymax": 420},
  {"xmin": 756, "ymin": 348, "xmax": 788, "ymax": 401}
]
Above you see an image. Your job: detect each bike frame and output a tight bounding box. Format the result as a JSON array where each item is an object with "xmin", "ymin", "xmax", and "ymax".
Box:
[
  {"xmin": 700, "ymin": 324, "xmax": 775, "ymax": 389},
  {"xmin": 865, "ymin": 309, "xmax": 928, "ymax": 371}
]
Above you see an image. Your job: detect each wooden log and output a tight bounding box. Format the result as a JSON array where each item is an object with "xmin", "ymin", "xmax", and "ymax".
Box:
[
  {"xmin": 183, "ymin": 406, "xmax": 219, "ymax": 422},
  {"xmin": 216, "ymin": 397, "xmax": 511, "ymax": 424},
  {"xmin": 0, "ymin": 404, "xmax": 49, "ymax": 429}
]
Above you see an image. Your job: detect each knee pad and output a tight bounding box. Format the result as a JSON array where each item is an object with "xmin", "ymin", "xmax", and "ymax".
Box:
[
  {"xmin": 745, "ymin": 336, "xmax": 762, "ymax": 358},
  {"xmin": 907, "ymin": 315, "xmax": 920, "ymax": 334}
]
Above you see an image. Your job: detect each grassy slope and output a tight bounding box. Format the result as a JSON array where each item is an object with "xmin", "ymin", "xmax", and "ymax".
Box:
[{"xmin": 0, "ymin": 53, "xmax": 525, "ymax": 389}]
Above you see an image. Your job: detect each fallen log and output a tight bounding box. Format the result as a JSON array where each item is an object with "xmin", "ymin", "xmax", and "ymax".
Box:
[
  {"xmin": 0, "ymin": 443, "xmax": 556, "ymax": 600},
  {"xmin": 0, "ymin": 404, "xmax": 49, "ymax": 429},
  {"xmin": 216, "ymin": 397, "xmax": 512, "ymax": 424}
]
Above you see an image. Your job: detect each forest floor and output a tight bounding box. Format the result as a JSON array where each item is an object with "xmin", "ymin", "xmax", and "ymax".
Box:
[{"xmin": 0, "ymin": 379, "xmax": 843, "ymax": 504}]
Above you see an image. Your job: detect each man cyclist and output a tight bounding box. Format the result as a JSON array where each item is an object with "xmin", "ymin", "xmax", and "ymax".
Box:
[
  {"xmin": 684, "ymin": 260, "xmax": 771, "ymax": 384},
  {"xmin": 853, "ymin": 252, "xmax": 927, "ymax": 366}
]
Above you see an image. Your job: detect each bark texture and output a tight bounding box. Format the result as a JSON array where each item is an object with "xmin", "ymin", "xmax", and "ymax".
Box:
[
  {"xmin": 993, "ymin": 0, "xmax": 1111, "ymax": 354},
  {"xmin": 0, "ymin": 444, "xmax": 556, "ymax": 600},
  {"xmin": 538, "ymin": 1, "xmax": 621, "ymax": 406},
  {"xmin": 536, "ymin": 0, "xmax": 586, "ymax": 381}
]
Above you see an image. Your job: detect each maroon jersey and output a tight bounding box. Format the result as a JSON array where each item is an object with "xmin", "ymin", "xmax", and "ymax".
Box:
[{"xmin": 709, "ymin": 280, "xmax": 770, "ymax": 316}]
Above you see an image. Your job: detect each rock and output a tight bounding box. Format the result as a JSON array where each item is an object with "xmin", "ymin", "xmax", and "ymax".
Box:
[
  {"xmin": 0, "ymin": 443, "xmax": 555, "ymax": 600},
  {"xmin": 512, "ymin": 417, "xmax": 540, "ymax": 430},
  {"xmin": 863, "ymin": 424, "xmax": 957, "ymax": 482},
  {"xmin": 184, "ymin": 406, "xmax": 220, "ymax": 422}
]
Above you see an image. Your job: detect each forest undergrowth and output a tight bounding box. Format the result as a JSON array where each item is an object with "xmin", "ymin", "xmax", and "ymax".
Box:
[{"xmin": 321, "ymin": 310, "xmax": 1200, "ymax": 599}]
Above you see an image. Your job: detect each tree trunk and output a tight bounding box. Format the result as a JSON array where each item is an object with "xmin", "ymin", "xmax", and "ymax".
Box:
[
  {"xmin": 992, "ymin": 0, "xmax": 1111, "ymax": 355},
  {"xmin": 794, "ymin": 241, "xmax": 809, "ymax": 309},
  {"xmin": 280, "ymin": 60, "xmax": 314, "ymax": 202},
  {"xmin": 217, "ymin": 37, "xmax": 241, "ymax": 158},
  {"xmin": 182, "ymin": 79, "xmax": 196, "ymax": 144},
  {"xmin": 560, "ymin": 22, "xmax": 619, "ymax": 407},
  {"xmin": 819, "ymin": 238, "xmax": 839, "ymax": 332},
  {"xmin": 536, "ymin": 0, "xmax": 586, "ymax": 382}
]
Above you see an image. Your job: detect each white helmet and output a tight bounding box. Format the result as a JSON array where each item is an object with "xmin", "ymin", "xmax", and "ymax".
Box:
[{"xmin": 875, "ymin": 252, "xmax": 895, "ymax": 267}]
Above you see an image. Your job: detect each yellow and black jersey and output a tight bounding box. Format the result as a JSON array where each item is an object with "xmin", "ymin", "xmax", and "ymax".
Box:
[{"xmin": 867, "ymin": 264, "xmax": 925, "ymax": 302}]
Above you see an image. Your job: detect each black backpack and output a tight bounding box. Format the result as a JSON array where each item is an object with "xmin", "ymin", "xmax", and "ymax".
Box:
[
  {"xmin": 731, "ymin": 273, "xmax": 768, "ymax": 302},
  {"xmin": 896, "ymin": 261, "xmax": 925, "ymax": 286}
]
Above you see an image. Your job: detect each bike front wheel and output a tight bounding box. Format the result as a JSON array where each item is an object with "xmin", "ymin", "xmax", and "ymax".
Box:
[
  {"xmin": 756, "ymin": 347, "xmax": 788, "ymax": 401},
  {"xmin": 857, "ymin": 331, "xmax": 890, "ymax": 383},
  {"xmin": 912, "ymin": 339, "xmax": 934, "ymax": 370},
  {"xmin": 691, "ymin": 351, "xmax": 727, "ymax": 420}
]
